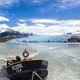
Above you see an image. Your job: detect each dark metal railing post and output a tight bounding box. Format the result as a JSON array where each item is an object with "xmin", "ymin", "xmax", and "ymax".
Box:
[{"xmin": 31, "ymin": 71, "xmax": 43, "ymax": 80}]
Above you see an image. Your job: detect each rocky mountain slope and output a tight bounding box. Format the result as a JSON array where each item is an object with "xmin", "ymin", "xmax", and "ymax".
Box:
[{"xmin": 0, "ymin": 29, "xmax": 33, "ymax": 42}]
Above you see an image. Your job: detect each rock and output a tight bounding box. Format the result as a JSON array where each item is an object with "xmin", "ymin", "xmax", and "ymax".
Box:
[{"xmin": 68, "ymin": 36, "xmax": 80, "ymax": 42}]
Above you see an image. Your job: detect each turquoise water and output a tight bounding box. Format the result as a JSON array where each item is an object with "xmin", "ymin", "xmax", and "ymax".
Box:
[{"xmin": 0, "ymin": 43, "xmax": 80, "ymax": 80}]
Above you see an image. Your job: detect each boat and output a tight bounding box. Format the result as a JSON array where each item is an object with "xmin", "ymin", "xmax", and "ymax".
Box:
[{"xmin": 5, "ymin": 49, "xmax": 48, "ymax": 80}]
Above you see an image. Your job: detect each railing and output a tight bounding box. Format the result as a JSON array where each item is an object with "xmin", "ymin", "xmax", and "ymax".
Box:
[{"xmin": 32, "ymin": 71, "xmax": 43, "ymax": 80}]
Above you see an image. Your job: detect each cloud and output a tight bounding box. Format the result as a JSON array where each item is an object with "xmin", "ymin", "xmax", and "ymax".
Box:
[
  {"xmin": 0, "ymin": 16, "xmax": 9, "ymax": 22},
  {"xmin": 25, "ymin": 0, "xmax": 47, "ymax": 5},
  {"xmin": 0, "ymin": 24, "xmax": 9, "ymax": 28},
  {"xmin": 28, "ymin": 25, "xmax": 80, "ymax": 35},
  {"xmin": 11, "ymin": 19, "xmax": 80, "ymax": 35},
  {"xmin": 30, "ymin": 19, "xmax": 80, "ymax": 26},
  {"xmin": 28, "ymin": 19, "xmax": 80, "ymax": 35},
  {"xmin": 0, "ymin": 20, "xmax": 80, "ymax": 35},
  {"xmin": 11, "ymin": 23, "xmax": 30, "ymax": 33},
  {"xmin": 38, "ymin": 0, "xmax": 80, "ymax": 12},
  {"xmin": 28, "ymin": 0, "xmax": 42, "ymax": 4},
  {"xmin": 57, "ymin": 0, "xmax": 80, "ymax": 10},
  {"xmin": 30, "ymin": 19, "xmax": 58, "ymax": 24},
  {"xmin": 0, "ymin": 24, "xmax": 10, "ymax": 32},
  {"xmin": 0, "ymin": 0, "xmax": 79, "ymax": 11},
  {"xmin": 0, "ymin": 0, "xmax": 19, "ymax": 7},
  {"xmin": 0, "ymin": 0, "xmax": 47, "ymax": 7},
  {"xmin": 19, "ymin": 19, "xmax": 26, "ymax": 23}
]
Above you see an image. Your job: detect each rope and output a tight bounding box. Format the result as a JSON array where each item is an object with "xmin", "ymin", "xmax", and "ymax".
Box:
[{"xmin": 31, "ymin": 71, "xmax": 43, "ymax": 80}]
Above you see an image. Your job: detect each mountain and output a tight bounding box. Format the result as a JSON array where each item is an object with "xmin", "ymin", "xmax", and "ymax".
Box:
[
  {"xmin": 0, "ymin": 28, "xmax": 10, "ymax": 33},
  {"xmin": 0, "ymin": 29, "xmax": 34, "ymax": 42}
]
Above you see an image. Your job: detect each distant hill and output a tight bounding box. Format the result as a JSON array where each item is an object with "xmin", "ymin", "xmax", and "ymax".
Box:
[{"xmin": 0, "ymin": 29, "xmax": 34, "ymax": 42}]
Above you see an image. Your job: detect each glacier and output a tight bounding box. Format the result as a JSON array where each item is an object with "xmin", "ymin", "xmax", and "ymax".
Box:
[{"xmin": 6, "ymin": 33, "xmax": 77, "ymax": 43}]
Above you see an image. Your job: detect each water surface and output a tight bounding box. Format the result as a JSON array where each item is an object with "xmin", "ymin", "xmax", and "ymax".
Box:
[{"xmin": 0, "ymin": 43, "xmax": 80, "ymax": 80}]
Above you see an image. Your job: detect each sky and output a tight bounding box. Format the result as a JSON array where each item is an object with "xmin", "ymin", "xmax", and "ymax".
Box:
[{"xmin": 0, "ymin": 0, "xmax": 80, "ymax": 35}]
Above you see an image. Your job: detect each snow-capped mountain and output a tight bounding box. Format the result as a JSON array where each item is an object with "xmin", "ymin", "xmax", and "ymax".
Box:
[
  {"xmin": 0, "ymin": 28, "xmax": 10, "ymax": 33},
  {"xmin": 0, "ymin": 28, "xmax": 34, "ymax": 42}
]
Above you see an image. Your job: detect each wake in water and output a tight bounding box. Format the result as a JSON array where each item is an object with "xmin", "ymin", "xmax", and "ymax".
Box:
[
  {"xmin": 0, "ymin": 43, "xmax": 80, "ymax": 80},
  {"xmin": 0, "ymin": 52, "xmax": 39, "ymax": 80},
  {"xmin": 0, "ymin": 44, "xmax": 39, "ymax": 80},
  {"xmin": 28, "ymin": 43, "xmax": 80, "ymax": 80},
  {"xmin": 0, "ymin": 66, "xmax": 9, "ymax": 80}
]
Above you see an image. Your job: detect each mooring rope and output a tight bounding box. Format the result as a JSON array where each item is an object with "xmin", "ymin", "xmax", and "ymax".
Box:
[{"xmin": 31, "ymin": 71, "xmax": 43, "ymax": 80}]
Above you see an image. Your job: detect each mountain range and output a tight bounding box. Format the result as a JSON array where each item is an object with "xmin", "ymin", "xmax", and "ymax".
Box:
[
  {"xmin": 0, "ymin": 28, "xmax": 34, "ymax": 42},
  {"xmin": 0, "ymin": 27, "xmax": 80, "ymax": 43}
]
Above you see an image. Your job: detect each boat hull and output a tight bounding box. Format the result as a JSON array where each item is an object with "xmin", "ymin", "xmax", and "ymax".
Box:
[{"xmin": 6, "ymin": 60, "xmax": 48, "ymax": 80}]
